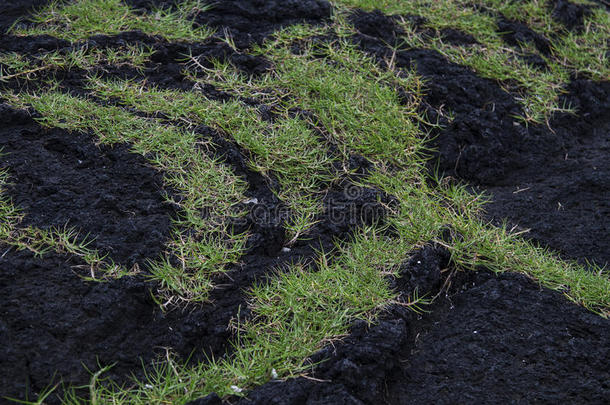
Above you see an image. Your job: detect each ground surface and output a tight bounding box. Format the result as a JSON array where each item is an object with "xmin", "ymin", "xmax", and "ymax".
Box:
[
  {"xmin": 0, "ymin": 1, "xmax": 608, "ymax": 404},
  {"xmin": 229, "ymin": 247, "xmax": 610, "ymax": 405},
  {"xmin": 347, "ymin": 8, "xmax": 610, "ymax": 266}
]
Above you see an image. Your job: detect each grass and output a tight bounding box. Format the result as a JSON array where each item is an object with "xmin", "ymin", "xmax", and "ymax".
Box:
[
  {"xmin": 86, "ymin": 75, "xmax": 339, "ymax": 242},
  {"xmin": 0, "ymin": 0, "xmax": 608, "ymax": 403},
  {"xmin": 9, "ymin": 0, "xmax": 214, "ymax": 42},
  {"xmin": 334, "ymin": 0, "xmax": 608, "ymax": 123},
  {"xmin": 199, "ymin": 30, "xmax": 426, "ymax": 168},
  {"xmin": 0, "ymin": 43, "xmax": 153, "ymax": 82}
]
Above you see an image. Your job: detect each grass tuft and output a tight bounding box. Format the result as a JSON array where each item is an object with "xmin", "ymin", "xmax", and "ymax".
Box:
[{"xmin": 10, "ymin": 0, "xmax": 214, "ymax": 42}]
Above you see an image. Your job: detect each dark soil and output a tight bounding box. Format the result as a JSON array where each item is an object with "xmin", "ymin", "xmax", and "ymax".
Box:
[
  {"xmin": 1, "ymin": 1, "xmax": 609, "ymax": 404},
  {"xmin": 1, "ymin": 247, "xmax": 224, "ymax": 402},
  {"xmin": 0, "ymin": 0, "xmax": 50, "ymax": 32},
  {"xmin": 496, "ymin": 16, "xmax": 551, "ymax": 70}
]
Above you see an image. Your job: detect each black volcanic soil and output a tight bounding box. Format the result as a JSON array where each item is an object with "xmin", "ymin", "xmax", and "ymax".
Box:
[
  {"xmin": 1, "ymin": 1, "xmax": 609, "ymax": 404},
  {"xmin": 0, "ymin": 0, "xmax": 50, "ymax": 32}
]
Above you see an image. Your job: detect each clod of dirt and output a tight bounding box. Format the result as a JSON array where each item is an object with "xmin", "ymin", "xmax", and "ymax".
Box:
[
  {"xmin": 215, "ymin": 246, "xmax": 610, "ymax": 404},
  {"xmin": 497, "ymin": 16, "xmax": 552, "ymax": 56},
  {"xmin": 349, "ymin": 10, "xmax": 478, "ymax": 48},
  {"xmin": 391, "ymin": 243, "xmax": 450, "ymax": 295},
  {"xmin": 0, "ymin": 0, "xmax": 50, "ymax": 32},
  {"xmin": 2, "ymin": 3, "xmax": 609, "ymax": 404},
  {"xmin": 550, "ymin": 0, "xmax": 594, "ymax": 31},
  {"xmin": 493, "ymin": 14, "xmax": 552, "ymax": 70},
  {"xmin": 348, "ymin": 10, "xmax": 404, "ymax": 46},
  {"xmin": 0, "ymin": 104, "xmax": 175, "ymax": 267},
  {"xmin": 437, "ymin": 27, "xmax": 479, "ymax": 45}
]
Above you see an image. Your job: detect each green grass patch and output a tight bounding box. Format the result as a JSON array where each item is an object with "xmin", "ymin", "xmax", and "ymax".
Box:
[
  {"xmin": 10, "ymin": 0, "xmax": 214, "ymax": 42},
  {"xmin": 197, "ymin": 29, "xmax": 426, "ymax": 168},
  {"xmin": 86, "ymin": 76, "xmax": 339, "ymax": 241}
]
